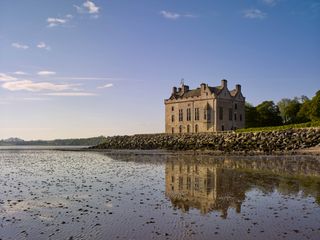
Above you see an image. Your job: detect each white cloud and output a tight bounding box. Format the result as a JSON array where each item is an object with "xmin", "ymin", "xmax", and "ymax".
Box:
[
  {"xmin": 83, "ymin": 1, "xmax": 99, "ymax": 14},
  {"xmin": 66, "ymin": 14, "xmax": 73, "ymax": 19},
  {"xmin": 75, "ymin": 1, "xmax": 100, "ymax": 14},
  {"xmin": 37, "ymin": 42, "xmax": 51, "ymax": 50},
  {"xmin": 13, "ymin": 71, "xmax": 28, "ymax": 75},
  {"xmin": 160, "ymin": 11, "xmax": 181, "ymax": 20},
  {"xmin": 47, "ymin": 17, "xmax": 67, "ymax": 27},
  {"xmin": 243, "ymin": 9, "xmax": 267, "ymax": 19},
  {"xmin": 37, "ymin": 71, "xmax": 56, "ymax": 76},
  {"xmin": 98, "ymin": 83, "xmax": 113, "ymax": 89},
  {"xmin": 0, "ymin": 73, "xmax": 17, "ymax": 82},
  {"xmin": 43, "ymin": 92, "xmax": 97, "ymax": 96},
  {"xmin": 2, "ymin": 80, "xmax": 73, "ymax": 92},
  {"xmin": 11, "ymin": 42, "xmax": 29, "ymax": 49}
]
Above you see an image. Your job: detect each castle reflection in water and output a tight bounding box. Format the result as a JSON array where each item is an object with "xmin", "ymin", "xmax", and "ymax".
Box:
[{"xmin": 165, "ymin": 155, "xmax": 320, "ymax": 217}]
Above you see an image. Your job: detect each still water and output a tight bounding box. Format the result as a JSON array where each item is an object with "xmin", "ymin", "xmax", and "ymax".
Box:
[{"xmin": 0, "ymin": 149, "xmax": 319, "ymax": 240}]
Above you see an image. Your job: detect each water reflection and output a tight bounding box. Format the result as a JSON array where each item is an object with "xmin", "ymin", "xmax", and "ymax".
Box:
[{"xmin": 165, "ymin": 155, "xmax": 320, "ymax": 216}]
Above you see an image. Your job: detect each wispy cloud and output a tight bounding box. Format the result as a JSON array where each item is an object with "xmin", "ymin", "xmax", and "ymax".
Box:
[
  {"xmin": 98, "ymin": 83, "xmax": 113, "ymax": 89},
  {"xmin": 37, "ymin": 42, "xmax": 51, "ymax": 50},
  {"xmin": 11, "ymin": 42, "xmax": 29, "ymax": 49},
  {"xmin": 57, "ymin": 76, "xmax": 121, "ymax": 81},
  {"xmin": 160, "ymin": 11, "xmax": 180, "ymax": 19},
  {"xmin": 2, "ymin": 80, "xmax": 73, "ymax": 92},
  {"xmin": 13, "ymin": 71, "xmax": 28, "ymax": 75},
  {"xmin": 37, "ymin": 71, "xmax": 56, "ymax": 76},
  {"xmin": 160, "ymin": 10, "xmax": 196, "ymax": 20},
  {"xmin": 47, "ymin": 17, "xmax": 67, "ymax": 27},
  {"xmin": 262, "ymin": 0, "xmax": 278, "ymax": 7},
  {"xmin": 23, "ymin": 97, "xmax": 51, "ymax": 101},
  {"xmin": 243, "ymin": 9, "xmax": 267, "ymax": 19},
  {"xmin": 0, "ymin": 73, "xmax": 17, "ymax": 82},
  {"xmin": 43, "ymin": 92, "xmax": 97, "ymax": 96}
]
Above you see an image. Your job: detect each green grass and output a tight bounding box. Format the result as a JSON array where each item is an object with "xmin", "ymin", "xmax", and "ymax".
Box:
[{"xmin": 236, "ymin": 121, "xmax": 320, "ymax": 133}]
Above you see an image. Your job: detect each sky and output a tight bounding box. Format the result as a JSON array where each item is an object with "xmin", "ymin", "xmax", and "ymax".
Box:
[{"xmin": 0, "ymin": 0, "xmax": 319, "ymax": 140}]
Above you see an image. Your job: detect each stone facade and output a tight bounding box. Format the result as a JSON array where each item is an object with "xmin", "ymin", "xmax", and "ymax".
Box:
[{"xmin": 164, "ymin": 79, "xmax": 245, "ymax": 133}]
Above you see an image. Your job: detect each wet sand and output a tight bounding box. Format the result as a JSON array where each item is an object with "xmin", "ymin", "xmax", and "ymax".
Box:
[{"xmin": 0, "ymin": 150, "xmax": 319, "ymax": 240}]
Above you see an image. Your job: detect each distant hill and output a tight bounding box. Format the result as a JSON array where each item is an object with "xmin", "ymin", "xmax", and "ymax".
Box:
[
  {"xmin": 0, "ymin": 136, "xmax": 107, "ymax": 146},
  {"xmin": 3, "ymin": 137, "xmax": 25, "ymax": 143}
]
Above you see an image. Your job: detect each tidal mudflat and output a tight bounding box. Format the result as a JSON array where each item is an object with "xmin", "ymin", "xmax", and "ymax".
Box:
[{"xmin": 0, "ymin": 150, "xmax": 319, "ymax": 240}]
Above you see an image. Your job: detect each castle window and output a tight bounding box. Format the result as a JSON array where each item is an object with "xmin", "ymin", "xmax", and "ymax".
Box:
[
  {"xmin": 195, "ymin": 108, "xmax": 200, "ymax": 121},
  {"xmin": 187, "ymin": 177, "xmax": 191, "ymax": 190},
  {"xmin": 187, "ymin": 108, "xmax": 191, "ymax": 121},
  {"xmin": 229, "ymin": 108, "xmax": 233, "ymax": 121},
  {"xmin": 179, "ymin": 177, "xmax": 183, "ymax": 190},
  {"xmin": 234, "ymin": 113, "xmax": 237, "ymax": 121},
  {"xmin": 240, "ymin": 114, "xmax": 242, "ymax": 121},
  {"xmin": 171, "ymin": 176, "xmax": 174, "ymax": 183},
  {"xmin": 179, "ymin": 109, "xmax": 183, "ymax": 121},
  {"xmin": 195, "ymin": 124, "xmax": 198, "ymax": 133},
  {"xmin": 219, "ymin": 107, "xmax": 223, "ymax": 120},
  {"xmin": 235, "ymin": 103, "xmax": 238, "ymax": 110},
  {"xmin": 179, "ymin": 125, "xmax": 182, "ymax": 133},
  {"xmin": 172, "ymin": 106, "xmax": 174, "ymax": 111},
  {"xmin": 204, "ymin": 109, "xmax": 207, "ymax": 120},
  {"xmin": 171, "ymin": 115, "xmax": 174, "ymax": 122},
  {"xmin": 172, "ymin": 127, "xmax": 174, "ymax": 134},
  {"xmin": 195, "ymin": 177, "xmax": 199, "ymax": 190}
]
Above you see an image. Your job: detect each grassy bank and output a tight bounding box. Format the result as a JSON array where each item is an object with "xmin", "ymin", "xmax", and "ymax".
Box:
[{"xmin": 236, "ymin": 121, "xmax": 320, "ymax": 133}]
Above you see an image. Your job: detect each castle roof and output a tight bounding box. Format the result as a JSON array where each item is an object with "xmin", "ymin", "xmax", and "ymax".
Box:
[{"xmin": 166, "ymin": 80, "xmax": 243, "ymax": 101}]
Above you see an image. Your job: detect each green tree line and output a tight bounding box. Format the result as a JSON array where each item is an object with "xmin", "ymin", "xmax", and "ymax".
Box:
[{"xmin": 245, "ymin": 90, "xmax": 320, "ymax": 128}]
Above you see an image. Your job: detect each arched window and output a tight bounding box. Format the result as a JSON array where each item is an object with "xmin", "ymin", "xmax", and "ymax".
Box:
[
  {"xmin": 195, "ymin": 124, "xmax": 198, "ymax": 133},
  {"xmin": 222, "ymin": 125, "xmax": 224, "ymax": 131},
  {"xmin": 172, "ymin": 127, "xmax": 174, "ymax": 134},
  {"xmin": 179, "ymin": 125, "xmax": 183, "ymax": 133},
  {"xmin": 187, "ymin": 125, "xmax": 190, "ymax": 133}
]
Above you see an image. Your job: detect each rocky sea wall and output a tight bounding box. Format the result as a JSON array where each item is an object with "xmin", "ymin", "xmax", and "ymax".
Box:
[{"xmin": 92, "ymin": 128, "xmax": 320, "ymax": 153}]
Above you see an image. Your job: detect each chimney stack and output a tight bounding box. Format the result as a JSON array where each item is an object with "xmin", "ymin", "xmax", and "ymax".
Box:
[
  {"xmin": 200, "ymin": 83, "xmax": 207, "ymax": 93},
  {"xmin": 221, "ymin": 79, "xmax": 227, "ymax": 88},
  {"xmin": 172, "ymin": 86, "xmax": 177, "ymax": 94},
  {"xmin": 236, "ymin": 84, "xmax": 241, "ymax": 92}
]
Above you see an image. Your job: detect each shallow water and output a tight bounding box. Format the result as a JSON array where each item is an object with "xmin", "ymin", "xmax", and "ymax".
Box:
[{"xmin": 0, "ymin": 150, "xmax": 319, "ymax": 240}]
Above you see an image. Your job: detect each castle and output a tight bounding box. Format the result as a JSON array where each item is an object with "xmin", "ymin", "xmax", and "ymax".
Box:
[{"xmin": 164, "ymin": 79, "xmax": 245, "ymax": 133}]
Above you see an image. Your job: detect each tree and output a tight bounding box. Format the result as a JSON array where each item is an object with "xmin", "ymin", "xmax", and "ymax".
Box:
[
  {"xmin": 277, "ymin": 98, "xmax": 301, "ymax": 124},
  {"xmin": 277, "ymin": 98, "xmax": 291, "ymax": 123},
  {"xmin": 245, "ymin": 102, "xmax": 258, "ymax": 128},
  {"xmin": 309, "ymin": 90, "xmax": 320, "ymax": 121},
  {"xmin": 256, "ymin": 101, "xmax": 282, "ymax": 127}
]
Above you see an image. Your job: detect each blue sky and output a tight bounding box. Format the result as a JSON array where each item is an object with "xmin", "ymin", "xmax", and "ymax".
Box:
[{"xmin": 0, "ymin": 0, "xmax": 319, "ymax": 140}]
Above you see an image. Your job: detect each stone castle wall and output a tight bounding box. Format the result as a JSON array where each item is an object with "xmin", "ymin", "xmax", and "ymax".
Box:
[{"xmin": 92, "ymin": 128, "xmax": 320, "ymax": 153}]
